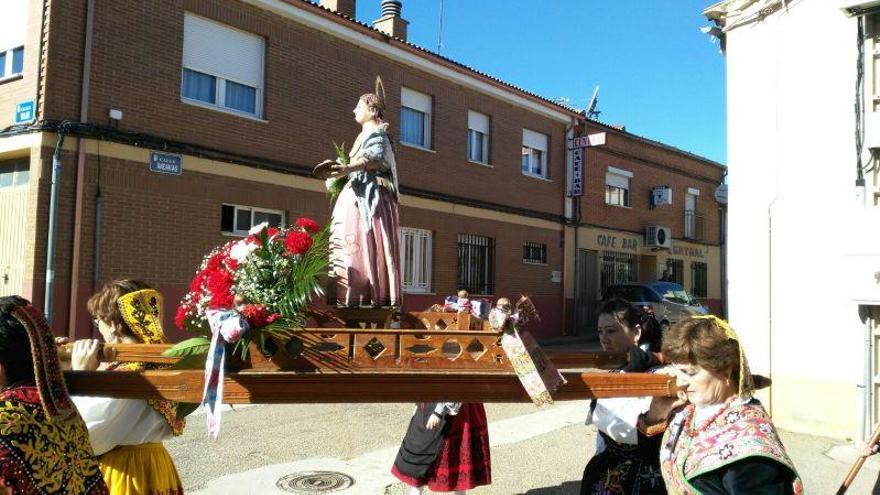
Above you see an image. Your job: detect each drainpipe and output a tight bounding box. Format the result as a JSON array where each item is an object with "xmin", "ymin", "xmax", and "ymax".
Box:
[
  {"xmin": 34, "ymin": 0, "xmax": 47, "ymax": 120},
  {"xmin": 67, "ymin": 0, "xmax": 96, "ymax": 339},
  {"xmin": 44, "ymin": 121, "xmax": 71, "ymax": 322}
]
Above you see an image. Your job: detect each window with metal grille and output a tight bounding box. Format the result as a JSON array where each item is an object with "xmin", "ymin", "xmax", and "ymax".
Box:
[
  {"xmin": 220, "ymin": 204, "xmax": 284, "ymax": 236},
  {"xmin": 522, "ymin": 242, "xmax": 547, "ymax": 265},
  {"xmin": 691, "ymin": 262, "xmax": 708, "ymax": 298},
  {"xmin": 600, "ymin": 251, "xmax": 638, "ymax": 293},
  {"xmin": 665, "ymin": 258, "xmax": 684, "ymax": 285},
  {"xmin": 400, "ymin": 227, "xmax": 432, "ymax": 293},
  {"xmin": 457, "ymin": 234, "xmax": 495, "ymax": 295}
]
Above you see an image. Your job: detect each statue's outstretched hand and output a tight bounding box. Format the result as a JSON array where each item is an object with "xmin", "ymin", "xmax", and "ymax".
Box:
[{"xmin": 314, "ymin": 159, "xmax": 343, "ymax": 179}]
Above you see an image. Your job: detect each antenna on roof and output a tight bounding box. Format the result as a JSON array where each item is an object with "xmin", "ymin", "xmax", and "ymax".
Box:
[
  {"xmin": 585, "ymin": 85, "xmax": 601, "ymax": 120},
  {"xmin": 437, "ymin": 0, "xmax": 444, "ymax": 53}
]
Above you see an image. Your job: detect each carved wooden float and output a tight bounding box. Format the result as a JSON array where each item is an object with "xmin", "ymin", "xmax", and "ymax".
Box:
[
  {"xmin": 58, "ymin": 310, "xmax": 629, "ymax": 372},
  {"xmin": 60, "ymin": 309, "xmax": 663, "ymax": 403}
]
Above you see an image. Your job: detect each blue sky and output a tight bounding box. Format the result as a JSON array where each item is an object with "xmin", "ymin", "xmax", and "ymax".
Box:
[{"xmin": 355, "ymin": 1, "xmax": 727, "ymax": 164}]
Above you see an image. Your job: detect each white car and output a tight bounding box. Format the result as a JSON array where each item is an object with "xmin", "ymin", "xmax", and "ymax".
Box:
[{"xmin": 603, "ymin": 281, "xmax": 709, "ymax": 331}]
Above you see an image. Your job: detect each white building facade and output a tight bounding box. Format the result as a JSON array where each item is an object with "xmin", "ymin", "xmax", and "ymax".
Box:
[{"xmin": 705, "ymin": 0, "xmax": 880, "ymax": 439}]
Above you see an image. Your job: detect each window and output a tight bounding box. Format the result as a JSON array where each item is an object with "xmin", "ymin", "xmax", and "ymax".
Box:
[
  {"xmin": 401, "ymin": 228, "xmax": 432, "ymax": 293},
  {"xmin": 457, "ymin": 234, "xmax": 495, "ymax": 295},
  {"xmin": 0, "ymin": 161, "xmax": 29, "ymax": 189},
  {"xmin": 0, "ymin": 46, "xmax": 24, "ymax": 79},
  {"xmin": 11, "ymin": 47, "xmax": 23, "ymax": 75},
  {"xmin": 691, "ymin": 262, "xmax": 708, "ymax": 298},
  {"xmin": 522, "ymin": 129, "xmax": 549, "ymax": 179},
  {"xmin": 665, "ymin": 258, "xmax": 684, "ymax": 285},
  {"xmin": 600, "ymin": 251, "xmax": 638, "ymax": 293},
  {"xmin": 182, "ymin": 13, "xmax": 264, "ymax": 118},
  {"xmin": 522, "ymin": 242, "xmax": 547, "ymax": 265},
  {"xmin": 467, "ymin": 110, "xmax": 490, "ymax": 164},
  {"xmin": 684, "ymin": 188, "xmax": 703, "ymax": 240},
  {"xmin": 220, "ymin": 204, "xmax": 284, "ymax": 235},
  {"xmin": 401, "ymin": 87, "xmax": 432, "ymax": 148},
  {"xmin": 605, "ymin": 167, "xmax": 632, "ymax": 207}
]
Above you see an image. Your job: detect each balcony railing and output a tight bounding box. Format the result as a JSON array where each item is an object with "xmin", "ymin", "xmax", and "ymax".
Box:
[{"xmin": 684, "ymin": 210, "xmax": 704, "ymax": 240}]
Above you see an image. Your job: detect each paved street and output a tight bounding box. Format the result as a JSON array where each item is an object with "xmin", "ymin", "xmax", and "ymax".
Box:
[{"xmin": 166, "ymin": 401, "xmax": 880, "ymax": 494}]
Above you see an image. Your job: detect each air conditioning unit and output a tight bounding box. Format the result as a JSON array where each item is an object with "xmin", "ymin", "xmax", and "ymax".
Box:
[{"xmin": 645, "ymin": 225, "xmax": 672, "ymax": 249}]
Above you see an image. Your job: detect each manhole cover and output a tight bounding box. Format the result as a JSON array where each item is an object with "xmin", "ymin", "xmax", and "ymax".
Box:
[{"xmin": 276, "ymin": 471, "xmax": 355, "ymax": 493}]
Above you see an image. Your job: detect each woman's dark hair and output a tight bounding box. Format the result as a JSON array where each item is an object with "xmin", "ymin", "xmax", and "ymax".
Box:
[
  {"xmin": 598, "ymin": 298, "xmax": 662, "ymax": 352},
  {"xmin": 0, "ymin": 296, "xmax": 36, "ymax": 384}
]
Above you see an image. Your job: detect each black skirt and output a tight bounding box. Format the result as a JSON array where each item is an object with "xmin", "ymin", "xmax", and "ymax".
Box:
[
  {"xmin": 581, "ymin": 432, "xmax": 666, "ymax": 494},
  {"xmin": 393, "ymin": 403, "xmax": 451, "ymax": 479}
]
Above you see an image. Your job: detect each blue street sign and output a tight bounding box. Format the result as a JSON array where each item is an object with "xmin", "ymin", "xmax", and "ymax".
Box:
[
  {"xmin": 14, "ymin": 101, "xmax": 34, "ymax": 124},
  {"xmin": 149, "ymin": 151, "xmax": 183, "ymax": 175}
]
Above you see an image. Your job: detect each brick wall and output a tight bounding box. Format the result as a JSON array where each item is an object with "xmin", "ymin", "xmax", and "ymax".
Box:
[
  {"xmin": 580, "ymin": 129, "xmax": 725, "ymax": 245},
  {"xmin": 42, "ymin": 0, "xmax": 567, "ymax": 218},
  {"xmin": 22, "ymin": 148, "xmax": 564, "ymax": 337}
]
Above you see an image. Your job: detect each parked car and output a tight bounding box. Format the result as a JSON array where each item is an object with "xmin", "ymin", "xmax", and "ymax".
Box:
[{"xmin": 602, "ymin": 281, "xmax": 709, "ymax": 331}]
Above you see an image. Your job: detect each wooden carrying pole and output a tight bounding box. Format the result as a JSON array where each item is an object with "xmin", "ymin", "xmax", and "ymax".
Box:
[
  {"xmin": 56, "ymin": 343, "xmax": 630, "ymax": 370},
  {"xmin": 837, "ymin": 422, "xmax": 880, "ymax": 494},
  {"xmin": 63, "ymin": 369, "xmax": 676, "ymax": 404}
]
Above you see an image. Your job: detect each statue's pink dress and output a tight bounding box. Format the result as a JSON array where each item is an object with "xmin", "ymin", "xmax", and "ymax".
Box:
[{"xmin": 330, "ymin": 123, "xmax": 401, "ymax": 307}]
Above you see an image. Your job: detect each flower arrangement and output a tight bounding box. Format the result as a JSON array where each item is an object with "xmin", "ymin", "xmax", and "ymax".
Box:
[{"xmin": 165, "ymin": 217, "xmax": 328, "ymax": 366}]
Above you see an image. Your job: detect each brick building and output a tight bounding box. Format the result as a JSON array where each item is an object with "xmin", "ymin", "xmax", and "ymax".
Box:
[
  {"xmin": 0, "ymin": 0, "xmax": 723, "ymax": 340},
  {"xmin": 563, "ymin": 126, "xmax": 726, "ymax": 333}
]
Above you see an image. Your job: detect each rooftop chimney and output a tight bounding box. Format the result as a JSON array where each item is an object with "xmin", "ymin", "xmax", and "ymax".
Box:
[
  {"xmin": 319, "ymin": 0, "xmax": 356, "ymax": 18},
  {"xmin": 373, "ymin": 0, "xmax": 408, "ymax": 41}
]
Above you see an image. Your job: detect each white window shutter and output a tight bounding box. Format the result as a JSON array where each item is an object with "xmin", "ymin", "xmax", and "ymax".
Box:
[
  {"xmin": 606, "ymin": 172, "xmax": 629, "ymax": 189},
  {"xmin": 401, "ymin": 87, "xmax": 432, "ymax": 114},
  {"xmin": 0, "ymin": 0, "xmax": 28, "ymax": 52},
  {"xmin": 468, "ymin": 110, "xmax": 490, "ymax": 134},
  {"xmin": 522, "ymin": 128, "xmax": 548, "ymax": 151},
  {"xmin": 183, "ymin": 13, "xmax": 264, "ymax": 88}
]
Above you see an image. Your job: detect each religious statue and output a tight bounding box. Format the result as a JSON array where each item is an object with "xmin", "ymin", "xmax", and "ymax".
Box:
[{"xmin": 315, "ymin": 77, "xmax": 401, "ymax": 308}]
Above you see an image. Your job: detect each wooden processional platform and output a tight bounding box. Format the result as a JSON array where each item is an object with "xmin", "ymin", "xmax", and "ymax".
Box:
[{"xmin": 61, "ymin": 309, "xmax": 677, "ymax": 404}]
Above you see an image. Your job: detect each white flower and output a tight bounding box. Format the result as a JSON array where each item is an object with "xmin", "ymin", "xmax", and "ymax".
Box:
[
  {"xmin": 230, "ymin": 240, "xmax": 258, "ymax": 262},
  {"xmin": 325, "ymin": 178, "xmax": 337, "ymax": 190},
  {"xmin": 248, "ymin": 222, "xmax": 270, "ymax": 235}
]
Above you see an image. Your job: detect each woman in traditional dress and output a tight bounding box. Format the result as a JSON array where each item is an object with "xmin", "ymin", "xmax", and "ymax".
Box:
[
  {"xmin": 391, "ymin": 402, "xmax": 491, "ymax": 494},
  {"xmin": 322, "ymin": 79, "xmax": 401, "ymax": 307},
  {"xmin": 638, "ymin": 315, "xmax": 802, "ymax": 494},
  {"xmin": 0, "ymin": 296, "xmax": 108, "ymax": 494},
  {"xmin": 70, "ymin": 280, "xmax": 185, "ymax": 495},
  {"xmin": 581, "ymin": 298, "xmax": 666, "ymax": 495}
]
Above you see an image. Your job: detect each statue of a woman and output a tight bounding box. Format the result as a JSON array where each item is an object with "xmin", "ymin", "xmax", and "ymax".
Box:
[{"xmin": 318, "ymin": 80, "xmax": 401, "ymax": 308}]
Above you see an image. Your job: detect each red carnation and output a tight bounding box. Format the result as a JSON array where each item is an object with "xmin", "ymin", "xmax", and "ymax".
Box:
[
  {"xmin": 266, "ymin": 227, "xmax": 280, "ymax": 238},
  {"xmin": 175, "ymin": 305, "xmax": 189, "ymax": 330},
  {"xmin": 284, "ymin": 231, "xmax": 313, "ymax": 255},
  {"xmin": 206, "ymin": 269, "xmax": 235, "ymax": 309},
  {"xmin": 295, "ymin": 217, "xmax": 320, "ymax": 233},
  {"xmin": 190, "ymin": 271, "xmax": 208, "ymax": 292},
  {"xmin": 239, "ymin": 304, "xmax": 281, "ymax": 329},
  {"xmin": 206, "ymin": 252, "xmax": 225, "ymax": 271}
]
